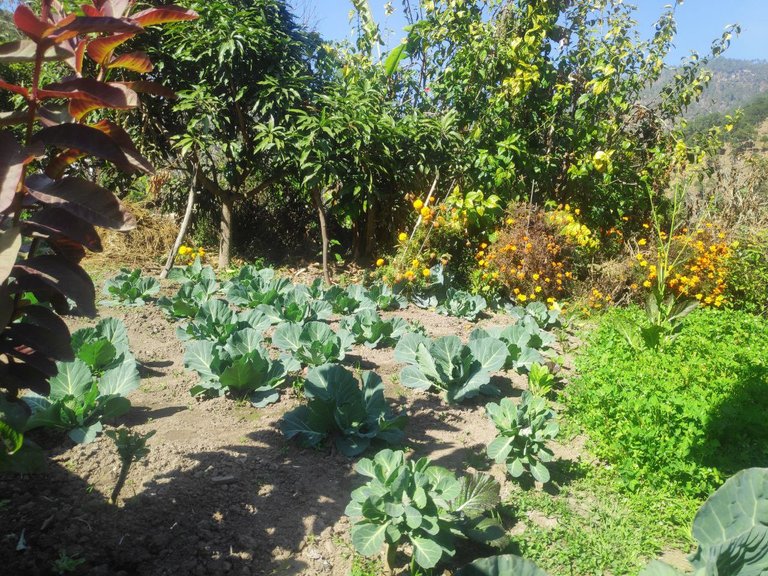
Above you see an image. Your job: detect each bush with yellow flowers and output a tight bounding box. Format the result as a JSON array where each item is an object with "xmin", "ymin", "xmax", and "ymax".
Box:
[
  {"xmin": 482, "ymin": 202, "xmax": 595, "ymax": 307},
  {"xmin": 177, "ymin": 244, "xmax": 207, "ymax": 265},
  {"xmin": 629, "ymin": 223, "xmax": 735, "ymax": 308}
]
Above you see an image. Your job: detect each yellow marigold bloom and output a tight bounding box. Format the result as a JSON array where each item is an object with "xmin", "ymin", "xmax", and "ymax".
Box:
[
  {"xmin": 198, "ymin": 248, "xmax": 206, "ymax": 255},
  {"xmin": 404, "ymin": 270, "xmax": 415, "ymax": 280},
  {"xmin": 513, "ymin": 288, "xmax": 520, "ymax": 295},
  {"xmin": 643, "ymin": 280, "xmax": 652, "ymax": 288},
  {"xmin": 506, "ymin": 218, "xmax": 514, "ymax": 225},
  {"xmin": 420, "ymin": 206, "xmax": 431, "ymax": 218},
  {"xmin": 480, "ymin": 242, "xmax": 488, "ymax": 249},
  {"xmin": 413, "ymin": 199, "xmax": 424, "ymax": 210},
  {"xmin": 639, "ymin": 260, "xmax": 648, "ymax": 267},
  {"xmin": 631, "ymin": 283, "xmax": 638, "ymax": 290},
  {"xmin": 638, "ymin": 239, "xmax": 647, "ymax": 246},
  {"xmin": 398, "ymin": 232, "xmax": 408, "ymax": 242},
  {"xmin": 376, "ymin": 258, "xmax": 385, "ymax": 267},
  {"xmin": 517, "ymin": 294, "xmax": 528, "ymax": 302},
  {"xmin": 695, "ymin": 293, "xmax": 702, "ymax": 300},
  {"xmin": 546, "ymin": 297, "xmax": 555, "ymax": 303},
  {"xmin": 532, "ymin": 273, "xmax": 540, "ymax": 280},
  {"xmin": 411, "ymin": 258, "xmax": 419, "ymax": 267},
  {"xmin": 422, "ymin": 268, "xmax": 431, "ymax": 278},
  {"xmin": 476, "ymin": 251, "xmax": 485, "ymax": 258},
  {"xmin": 534, "ymin": 286, "xmax": 542, "ymax": 293}
]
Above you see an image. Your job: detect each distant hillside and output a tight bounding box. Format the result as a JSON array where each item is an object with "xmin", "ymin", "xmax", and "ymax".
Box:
[
  {"xmin": 649, "ymin": 58, "xmax": 768, "ymax": 119},
  {"xmin": 685, "ymin": 90, "xmax": 768, "ymax": 152}
]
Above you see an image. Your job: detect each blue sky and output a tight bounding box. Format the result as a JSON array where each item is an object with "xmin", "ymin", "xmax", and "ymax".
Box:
[{"xmin": 294, "ymin": 0, "xmax": 768, "ymax": 62}]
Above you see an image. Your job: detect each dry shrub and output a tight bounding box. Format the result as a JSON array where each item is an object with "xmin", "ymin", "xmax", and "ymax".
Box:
[
  {"xmin": 84, "ymin": 201, "xmax": 179, "ymax": 271},
  {"xmin": 487, "ymin": 203, "xmax": 575, "ymax": 305}
]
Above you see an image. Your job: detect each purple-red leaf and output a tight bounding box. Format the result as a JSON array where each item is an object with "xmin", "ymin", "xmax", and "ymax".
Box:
[
  {"xmin": 118, "ymin": 80, "xmax": 176, "ymax": 99},
  {"xmin": 107, "ymin": 50, "xmax": 153, "ymax": 73},
  {"xmin": 3, "ymin": 344, "xmax": 58, "ymax": 377},
  {"xmin": 25, "ymin": 174, "xmax": 136, "ymax": 231},
  {"xmin": 44, "ymin": 149, "xmax": 83, "ymax": 179},
  {"xmin": 12, "ymin": 255, "xmax": 96, "ymax": 316},
  {"xmin": 0, "ymin": 131, "xmax": 25, "ymax": 213},
  {"xmin": 13, "ymin": 5, "xmax": 52, "ymax": 42},
  {"xmin": 32, "ymin": 123, "xmax": 146, "ymax": 174},
  {"xmin": 86, "ymin": 32, "xmax": 133, "ymax": 64},
  {"xmin": 0, "ymin": 39, "xmax": 71, "ymax": 63},
  {"xmin": 0, "ymin": 111, "xmax": 27, "ymax": 127},
  {"xmin": 40, "ymin": 78, "xmax": 138, "ymax": 109},
  {"xmin": 3, "ymin": 362, "xmax": 51, "ymax": 396},
  {"xmin": 130, "ymin": 6, "xmax": 198, "ymax": 27},
  {"xmin": 0, "ymin": 226, "xmax": 21, "ymax": 284},
  {"xmin": 23, "ymin": 207, "xmax": 104, "ymax": 252},
  {"xmin": 4, "ymin": 321, "xmax": 73, "ymax": 362},
  {"xmin": 52, "ymin": 16, "xmax": 143, "ymax": 43},
  {"xmin": 90, "ymin": 119, "xmax": 154, "ymax": 174}
]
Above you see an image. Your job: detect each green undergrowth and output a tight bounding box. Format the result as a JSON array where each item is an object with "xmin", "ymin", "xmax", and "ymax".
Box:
[
  {"xmin": 568, "ymin": 306, "xmax": 768, "ymax": 500},
  {"xmin": 509, "ymin": 462, "xmax": 695, "ymax": 575}
]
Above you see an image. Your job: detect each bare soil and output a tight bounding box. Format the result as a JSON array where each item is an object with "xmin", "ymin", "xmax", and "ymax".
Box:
[{"xmin": 0, "ymin": 280, "xmax": 581, "ymax": 576}]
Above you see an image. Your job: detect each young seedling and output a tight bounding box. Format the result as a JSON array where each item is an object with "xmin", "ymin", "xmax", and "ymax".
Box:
[{"xmin": 106, "ymin": 428, "xmax": 155, "ymax": 504}]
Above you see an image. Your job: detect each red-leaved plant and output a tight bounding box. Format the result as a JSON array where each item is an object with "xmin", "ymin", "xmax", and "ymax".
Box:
[{"xmin": 0, "ymin": 0, "xmax": 196, "ymax": 466}]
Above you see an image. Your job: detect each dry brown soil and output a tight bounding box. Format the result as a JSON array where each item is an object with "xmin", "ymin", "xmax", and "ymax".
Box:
[{"xmin": 0, "ymin": 280, "xmax": 580, "ymax": 576}]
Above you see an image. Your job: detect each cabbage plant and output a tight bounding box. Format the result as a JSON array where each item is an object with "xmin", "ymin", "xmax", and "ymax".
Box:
[
  {"xmin": 280, "ymin": 364, "xmax": 407, "ymax": 456},
  {"xmin": 184, "ymin": 328, "xmax": 286, "ymax": 406},
  {"xmin": 323, "ymin": 285, "xmax": 376, "ymax": 315},
  {"xmin": 176, "ymin": 299, "xmax": 272, "ymax": 344},
  {"xmin": 470, "ymin": 319, "xmax": 553, "ymax": 373},
  {"xmin": 504, "ymin": 301, "xmax": 562, "ymax": 330},
  {"xmin": 486, "ymin": 392, "xmax": 559, "ymax": 483},
  {"xmin": 102, "ymin": 268, "xmax": 160, "ymax": 306},
  {"xmin": 71, "ymin": 318, "xmax": 133, "ymax": 375},
  {"xmin": 23, "ymin": 358, "xmax": 139, "ymax": 444},
  {"xmin": 437, "ymin": 288, "xmax": 487, "ymax": 321},
  {"xmin": 346, "ymin": 449, "xmax": 504, "ymax": 571},
  {"xmin": 394, "ymin": 334, "xmax": 507, "ymax": 403},
  {"xmin": 254, "ymin": 287, "xmax": 333, "ymax": 324},
  {"xmin": 224, "ymin": 266, "xmax": 293, "ymax": 308},
  {"xmin": 166, "ymin": 256, "xmax": 217, "ymax": 284},
  {"xmin": 340, "ymin": 310, "xmax": 412, "ymax": 349},
  {"xmin": 158, "ymin": 278, "xmax": 219, "ymax": 319},
  {"xmin": 365, "ymin": 283, "xmax": 408, "ymax": 311},
  {"xmin": 273, "ymin": 321, "xmax": 352, "ymax": 369}
]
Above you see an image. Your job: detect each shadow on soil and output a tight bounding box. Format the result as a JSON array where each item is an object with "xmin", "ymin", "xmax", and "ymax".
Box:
[{"xmin": 0, "ymin": 427, "xmax": 358, "ymax": 576}]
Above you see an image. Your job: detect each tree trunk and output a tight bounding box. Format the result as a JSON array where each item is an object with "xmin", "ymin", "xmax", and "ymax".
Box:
[
  {"xmin": 160, "ymin": 170, "xmax": 197, "ymax": 279},
  {"xmin": 364, "ymin": 196, "xmax": 378, "ymax": 259},
  {"xmin": 311, "ymin": 188, "xmax": 331, "ymax": 286},
  {"xmin": 218, "ymin": 193, "xmax": 234, "ymax": 270}
]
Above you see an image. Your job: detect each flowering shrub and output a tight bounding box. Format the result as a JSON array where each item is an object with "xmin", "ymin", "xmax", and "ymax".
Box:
[
  {"xmin": 178, "ymin": 244, "xmax": 207, "ymax": 265},
  {"xmin": 631, "ymin": 223, "xmax": 735, "ymax": 308},
  {"xmin": 482, "ymin": 203, "xmax": 595, "ymax": 306}
]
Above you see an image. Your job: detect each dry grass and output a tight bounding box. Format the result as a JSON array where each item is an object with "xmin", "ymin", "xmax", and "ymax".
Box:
[{"xmin": 83, "ymin": 201, "xmax": 179, "ymax": 273}]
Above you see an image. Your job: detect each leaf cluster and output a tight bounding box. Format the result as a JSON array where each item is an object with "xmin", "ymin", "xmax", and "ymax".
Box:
[
  {"xmin": 340, "ymin": 309, "xmax": 412, "ymax": 349},
  {"xmin": 280, "ymin": 364, "xmax": 406, "ymax": 456},
  {"xmin": 486, "ymin": 392, "xmax": 559, "ymax": 483},
  {"xmin": 102, "ymin": 268, "xmax": 161, "ymax": 306},
  {"xmin": 394, "ymin": 333, "xmax": 507, "ymax": 403},
  {"xmin": 272, "ymin": 320, "xmax": 351, "ymax": 369},
  {"xmin": 346, "ymin": 448, "xmax": 503, "ymax": 571},
  {"xmin": 437, "ymin": 288, "xmax": 487, "ymax": 321}
]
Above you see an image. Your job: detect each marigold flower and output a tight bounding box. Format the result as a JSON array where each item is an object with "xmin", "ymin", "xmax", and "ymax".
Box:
[
  {"xmin": 398, "ymin": 232, "xmax": 408, "ymax": 242},
  {"xmin": 413, "ymin": 199, "xmax": 424, "ymax": 210},
  {"xmin": 376, "ymin": 258, "xmax": 385, "ymax": 267}
]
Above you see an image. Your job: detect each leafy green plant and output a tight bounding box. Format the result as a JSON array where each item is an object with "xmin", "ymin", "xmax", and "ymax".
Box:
[
  {"xmin": 365, "ymin": 282, "xmax": 408, "ymax": 311},
  {"xmin": 725, "ymin": 231, "xmax": 768, "ymax": 315},
  {"xmin": 458, "ymin": 467, "xmax": 768, "ymax": 576},
  {"xmin": 70, "ymin": 318, "xmax": 133, "ymax": 375},
  {"xmin": 410, "ymin": 264, "xmax": 447, "ymax": 309},
  {"xmin": 158, "ymin": 278, "xmax": 219, "ymax": 319},
  {"xmin": 642, "ymin": 467, "xmax": 768, "ymax": 575},
  {"xmin": 323, "ymin": 285, "xmax": 376, "ymax": 315},
  {"xmin": 394, "ymin": 333, "xmax": 507, "ymax": 403},
  {"xmin": 23, "ymin": 358, "xmax": 139, "ymax": 444},
  {"xmin": 572, "ymin": 307, "xmax": 768, "ymax": 497},
  {"xmin": 256, "ymin": 287, "xmax": 333, "ymax": 324},
  {"xmin": 486, "ymin": 392, "xmax": 559, "ymax": 483},
  {"xmin": 504, "ymin": 302, "xmax": 562, "ymax": 331},
  {"xmin": 102, "ymin": 268, "xmax": 161, "ymax": 306},
  {"xmin": 437, "ymin": 288, "xmax": 487, "ymax": 321},
  {"xmin": 616, "ymin": 288, "xmax": 699, "ymax": 351},
  {"xmin": 469, "ymin": 320, "xmax": 553, "ymax": 373},
  {"xmin": 224, "ymin": 266, "xmax": 293, "ymax": 308},
  {"xmin": 280, "ymin": 364, "xmax": 407, "ymax": 456},
  {"xmin": 346, "ymin": 448, "xmax": 504, "ymax": 572},
  {"xmin": 340, "ymin": 310, "xmax": 412, "ymax": 349},
  {"xmin": 457, "ymin": 554, "xmax": 548, "ymax": 576},
  {"xmin": 105, "ymin": 427, "xmax": 155, "ymax": 504},
  {"xmin": 166, "ymin": 256, "xmax": 217, "ymax": 283},
  {"xmin": 52, "ymin": 551, "xmax": 86, "ymax": 575},
  {"xmin": 273, "ymin": 321, "xmax": 351, "ymax": 369},
  {"xmin": 183, "ymin": 329, "xmax": 287, "ymax": 406},
  {"xmin": 527, "ymin": 363, "xmax": 555, "ymax": 397},
  {"xmin": 176, "ymin": 299, "xmax": 271, "ymax": 344}
]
